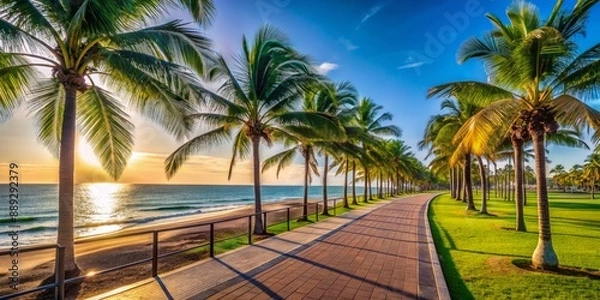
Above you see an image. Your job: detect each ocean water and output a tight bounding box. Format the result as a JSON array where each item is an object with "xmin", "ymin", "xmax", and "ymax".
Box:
[{"xmin": 1, "ymin": 184, "xmax": 363, "ymax": 246}]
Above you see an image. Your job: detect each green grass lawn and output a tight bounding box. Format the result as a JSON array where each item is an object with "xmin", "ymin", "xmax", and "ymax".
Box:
[{"xmin": 429, "ymin": 192, "xmax": 600, "ymax": 300}]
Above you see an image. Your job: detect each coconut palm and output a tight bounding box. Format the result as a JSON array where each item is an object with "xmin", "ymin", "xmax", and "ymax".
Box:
[
  {"xmin": 422, "ymin": 98, "xmax": 484, "ymax": 210},
  {"xmin": 428, "ymin": 0, "xmax": 600, "ymax": 268},
  {"xmin": 584, "ymin": 153, "xmax": 600, "ymax": 199},
  {"xmin": 550, "ymin": 164, "xmax": 567, "ymax": 191},
  {"xmin": 314, "ymin": 81, "xmax": 358, "ymax": 214},
  {"xmin": 261, "ymin": 82, "xmax": 348, "ymax": 220},
  {"xmin": 384, "ymin": 139, "xmax": 415, "ymax": 196},
  {"xmin": 164, "ymin": 26, "xmax": 337, "ymax": 234},
  {"xmin": 0, "ymin": 0, "xmax": 215, "ymax": 274},
  {"xmin": 354, "ymin": 98, "xmax": 401, "ymax": 202}
]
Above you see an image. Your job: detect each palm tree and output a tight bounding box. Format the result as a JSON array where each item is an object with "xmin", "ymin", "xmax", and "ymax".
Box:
[
  {"xmin": 354, "ymin": 98, "xmax": 401, "ymax": 202},
  {"xmin": 384, "ymin": 139, "xmax": 416, "ymax": 196},
  {"xmin": 262, "ymin": 136, "xmax": 320, "ymax": 221},
  {"xmin": 429, "ymin": 0, "xmax": 600, "ymax": 269},
  {"xmin": 164, "ymin": 26, "xmax": 335, "ymax": 234},
  {"xmin": 261, "ymin": 82, "xmax": 348, "ymax": 220},
  {"xmin": 584, "ymin": 153, "xmax": 600, "ymax": 199},
  {"xmin": 0, "ymin": 0, "xmax": 215, "ymax": 274},
  {"xmin": 422, "ymin": 98, "xmax": 482, "ymax": 210},
  {"xmin": 314, "ymin": 81, "xmax": 358, "ymax": 214},
  {"xmin": 550, "ymin": 164, "xmax": 567, "ymax": 191}
]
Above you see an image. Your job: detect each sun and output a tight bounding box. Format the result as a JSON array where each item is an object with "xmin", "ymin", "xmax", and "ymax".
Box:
[{"xmin": 77, "ymin": 139, "xmax": 102, "ymax": 167}]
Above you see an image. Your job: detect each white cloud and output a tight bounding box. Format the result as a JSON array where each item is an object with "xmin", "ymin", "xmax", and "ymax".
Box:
[
  {"xmin": 356, "ymin": 3, "xmax": 386, "ymax": 30},
  {"xmin": 338, "ymin": 38, "xmax": 358, "ymax": 51},
  {"xmin": 315, "ymin": 62, "xmax": 339, "ymax": 75},
  {"xmin": 397, "ymin": 55, "xmax": 428, "ymax": 70},
  {"xmin": 397, "ymin": 61, "xmax": 426, "ymax": 70}
]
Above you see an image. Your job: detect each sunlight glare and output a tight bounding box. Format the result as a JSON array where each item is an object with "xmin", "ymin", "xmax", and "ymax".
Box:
[{"xmin": 78, "ymin": 139, "xmax": 102, "ymax": 167}]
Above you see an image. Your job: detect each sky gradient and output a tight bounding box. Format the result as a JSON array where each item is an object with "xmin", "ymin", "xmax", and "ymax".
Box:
[{"xmin": 1, "ymin": 0, "xmax": 599, "ymax": 184}]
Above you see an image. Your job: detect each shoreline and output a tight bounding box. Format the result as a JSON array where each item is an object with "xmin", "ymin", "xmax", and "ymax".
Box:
[{"xmin": 1, "ymin": 197, "xmax": 330, "ymax": 270}]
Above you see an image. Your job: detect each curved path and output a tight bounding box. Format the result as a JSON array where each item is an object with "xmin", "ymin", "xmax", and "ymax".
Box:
[{"xmin": 91, "ymin": 193, "xmax": 449, "ymax": 300}]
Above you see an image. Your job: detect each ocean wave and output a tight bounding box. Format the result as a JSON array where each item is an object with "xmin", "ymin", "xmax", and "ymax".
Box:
[
  {"xmin": 75, "ymin": 219, "xmax": 136, "ymax": 229},
  {"xmin": 139, "ymin": 205, "xmax": 200, "ymax": 212},
  {"xmin": 0, "ymin": 216, "xmax": 38, "ymax": 224},
  {"xmin": 0, "ymin": 226, "xmax": 57, "ymax": 235}
]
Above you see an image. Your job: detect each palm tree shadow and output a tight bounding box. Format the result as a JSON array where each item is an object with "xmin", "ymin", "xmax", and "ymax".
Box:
[
  {"xmin": 35, "ymin": 269, "xmax": 82, "ymax": 300},
  {"xmin": 513, "ymin": 259, "xmax": 600, "ymax": 280}
]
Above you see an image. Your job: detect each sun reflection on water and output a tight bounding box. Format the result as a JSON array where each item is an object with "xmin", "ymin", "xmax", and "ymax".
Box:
[{"xmin": 77, "ymin": 183, "xmax": 130, "ymax": 236}]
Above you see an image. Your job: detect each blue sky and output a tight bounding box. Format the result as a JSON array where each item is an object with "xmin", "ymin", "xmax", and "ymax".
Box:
[
  {"xmin": 207, "ymin": 0, "xmax": 600, "ymax": 169},
  {"xmin": 1, "ymin": 0, "xmax": 599, "ymax": 184}
]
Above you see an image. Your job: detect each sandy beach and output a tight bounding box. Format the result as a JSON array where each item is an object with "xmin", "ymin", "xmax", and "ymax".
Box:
[{"xmin": 0, "ymin": 198, "xmax": 332, "ymax": 299}]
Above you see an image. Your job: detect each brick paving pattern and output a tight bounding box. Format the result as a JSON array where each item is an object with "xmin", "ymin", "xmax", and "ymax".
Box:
[
  {"xmin": 91, "ymin": 194, "xmax": 445, "ymax": 300},
  {"xmin": 203, "ymin": 194, "xmax": 438, "ymax": 300}
]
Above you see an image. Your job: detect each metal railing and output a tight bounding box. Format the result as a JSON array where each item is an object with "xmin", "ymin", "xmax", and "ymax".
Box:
[
  {"xmin": 0, "ymin": 198, "xmax": 343, "ymax": 299},
  {"xmin": 0, "ymin": 244, "xmax": 65, "ymax": 299}
]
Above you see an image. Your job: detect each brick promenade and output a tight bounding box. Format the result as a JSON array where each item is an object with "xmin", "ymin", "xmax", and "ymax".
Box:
[{"xmin": 91, "ymin": 193, "xmax": 449, "ymax": 300}]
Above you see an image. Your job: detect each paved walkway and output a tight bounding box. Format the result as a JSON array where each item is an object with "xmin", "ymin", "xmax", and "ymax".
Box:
[{"xmin": 90, "ymin": 194, "xmax": 449, "ymax": 300}]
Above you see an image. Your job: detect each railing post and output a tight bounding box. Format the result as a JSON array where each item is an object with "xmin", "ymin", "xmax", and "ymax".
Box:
[
  {"xmin": 287, "ymin": 207, "xmax": 290, "ymax": 231},
  {"xmin": 263, "ymin": 212, "xmax": 267, "ymax": 232},
  {"xmin": 152, "ymin": 231, "xmax": 158, "ymax": 277},
  {"xmin": 55, "ymin": 245, "xmax": 65, "ymax": 300},
  {"xmin": 315, "ymin": 203, "xmax": 319, "ymax": 222},
  {"xmin": 209, "ymin": 223, "xmax": 215, "ymax": 257},
  {"xmin": 248, "ymin": 215, "xmax": 252, "ymax": 245},
  {"xmin": 334, "ymin": 199, "xmax": 336, "ymax": 216}
]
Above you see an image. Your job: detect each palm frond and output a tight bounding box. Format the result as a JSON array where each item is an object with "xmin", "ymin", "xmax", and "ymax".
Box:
[
  {"xmin": 1, "ymin": 0, "xmax": 59, "ymax": 40},
  {"xmin": 370, "ymin": 124, "xmax": 402, "ymax": 137},
  {"xmin": 546, "ymin": 129, "xmax": 589, "ymax": 149},
  {"xmin": 458, "ymin": 33, "xmax": 504, "ymax": 63},
  {"xmin": 100, "ymin": 49, "xmax": 199, "ymax": 139},
  {"xmin": 27, "ymin": 79, "xmax": 64, "ymax": 156},
  {"xmin": 451, "ymin": 98, "xmax": 521, "ymax": 162},
  {"xmin": 0, "ymin": 53, "xmax": 39, "ymax": 121},
  {"xmin": 261, "ymin": 147, "xmax": 297, "ymax": 177},
  {"xmin": 276, "ymin": 111, "xmax": 345, "ymax": 141},
  {"xmin": 187, "ymin": 112, "xmax": 243, "ymax": 127},
  {"xmin": 77, "ymin": 86, "xmax": 134, "ymax": 179},
  {"xmin": 165, "ymin": 126, "xmax": 231, "ymax": 179},
  {"xmin": 0, "ymin": 16, "xmax": 55, "ymax": 54},
  {"xmin": 228, "ymin": 129, "xmax": 250, "ymax": 180},
  {"xmin": 559, "ymin": 43, "xmax": 600, "ymax": 99},
  {"xmin": 427, "ymin": 81, "xmax": 516, "ymax": 106},
  {"xmin": 109, "ymin": 20, "xmax": 213, "ymax": 77},
  {"xmin": 552, "ymin": 94, "xmax": 600, "ymax": 142}
]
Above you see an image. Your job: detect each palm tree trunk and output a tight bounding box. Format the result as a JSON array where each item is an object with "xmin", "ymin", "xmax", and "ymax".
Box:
[
  {"xmin": 523, "ymin": 159, "xmax": 528, "ymax": 206},
  {"xmin": 486, "ymin": 158, "xmax": 491, "ymax": 200},
  {"xmin": 343, "ymin": 159, "xmax": 350, "ymax": 208},
  {"xmin": 464, "ymin": 154, "xmax": 476, "ymax": 210},
  {"xmin": 368, "ymin": 173, "xmax": 373, "ymax": 200},
  {"xmin": 477, "ymin": 156, "xmax": 488, "ymax": 214},
  {"xmin": 363, "ymin": 169, "xmax": 368, "ymax": 203},
  {"xmin": 512, "ymin": 138, "xmax": 527, "ymax": 232},
  {"xmin": 508, "ymin": 157, "xmax": 513, "ymax": 202},
  {"xmin": 504, "ymin": 168, "xmax": 508, "ymax": 201},
  {"xmin": 592, "ymin": 179, "xmax": 595, "ymax": 200},
  {"xmin": 531, "ymin": 130, "xmax": 559, "ymax": 269},
  {"xmin": 252, "ymin": 136, "xmax": 265, "ymax": 234},
  {"xmin": 377, "ymin": 175, "xmax": 381, "ymax": 198},
  {"xmin": 494, "ymin": 162, "xmax": 498, "ymax": 198},
  {"xmin": 300, "ymin": 149, "xmax": 310, "ymax": 221},
  {"xmin": 57, "ymin": 86, "xmax": 80, "ymax": 275},
  {"xmin": 322, "ymin": 154, "xmax": 330, "ymax": 215},
  {"xmin": 450, "ymin": 168, "xmax": 455, "ymax": 198},
  {"xmin": 352, "ymin": 161, "xmax": 358, "ymax": 205},
  {"xmin": 456, "ymin": 167, "xmax": 462, "ymax": 201}
]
